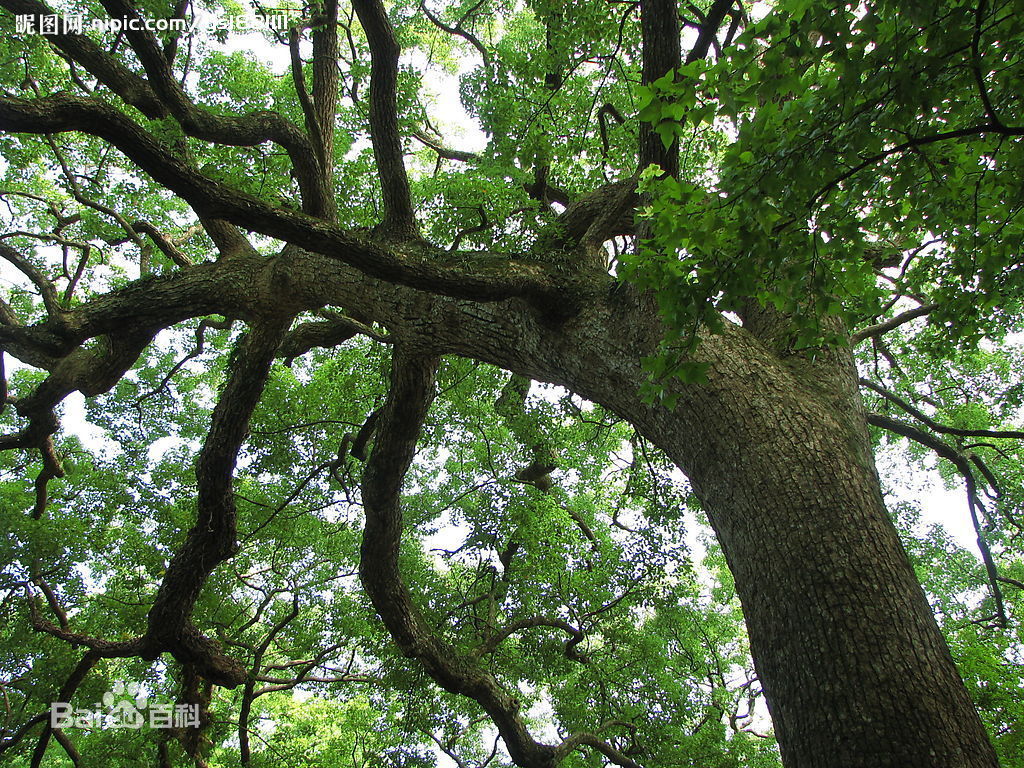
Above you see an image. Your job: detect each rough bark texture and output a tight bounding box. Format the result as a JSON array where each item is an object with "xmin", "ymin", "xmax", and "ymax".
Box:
[{"xmin": 640, "ymin": 0, "xmax": 681, "ymax": 176}]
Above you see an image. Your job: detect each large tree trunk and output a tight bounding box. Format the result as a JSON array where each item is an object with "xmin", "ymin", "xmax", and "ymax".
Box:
[
  {"xmin": 378, "ymin": 272, "xmax": 998, "ymax": 766},
  {"xmin": 655, "ymin": 330, "xmax": 998, "ymax": 767}
]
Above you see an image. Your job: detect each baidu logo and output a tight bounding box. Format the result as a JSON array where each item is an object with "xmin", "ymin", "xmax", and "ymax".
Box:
[{"xmin": 50, "ymin": 682, "xmax": 199, "ymax": 730}]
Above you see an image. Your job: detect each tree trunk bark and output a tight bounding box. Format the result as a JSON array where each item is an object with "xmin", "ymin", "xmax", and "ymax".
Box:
[
  {"xmin": 666, "ymin": 334, "xmax": 999, "ymax": 767},
  {"xmin": 397, "ymin": 287, "xmax": 998, "ymax": 767},
  {"xmin": 81, "ymin": 247, "xmax": 995, "ymax": 766},
  {"xmin": 271, "ymin": 247, "xmax": 999, "ymax": 767}
]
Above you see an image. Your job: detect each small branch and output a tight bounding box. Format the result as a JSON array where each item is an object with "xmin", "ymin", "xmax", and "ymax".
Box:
[
  {"xmin": 135, "ymin": 317, "xmax": 231, "ymax": 407},
  {"xmin": 996, "ymin": 575, "xmax": 1024, "ymax": 591},
  {"xmin": 130, "ymin": 220, "xmax": 195, "ymax": 267},
  {"xmin": 29, "ymin": 574, "xmax": 68, "ymax": 630},
  {"xmin": 50, "ymin": 728, "xmax": 82, "ymax": 766},
  {"xmin": 852, "ymin": 303, "xmax": 938, "ymax": 343},
  {"xmin": 239, "ymin": 592, "xmax": 300, "ymax": 765},
  {"xmin": 476, "ymin": 616, "xmax": 589, "ymax": 663},
  {"xmin": 28, "ymin": 652, "xmax": 103, "ymax": 768},
  {"xmin": 412, "ymin": 129, "xmax": 479, "ymax": 163},
  {"xmin": 0, "ymin": 242, "xmax": 63, "ymax": 317},
  {"xmin": 860, "ymin": 378, "xmax": 1024, "ymax": 439},
  {"xmin": 278, "ymin": 312, "xmax": 389, "ymax": 364},
  {"xmin": 971, "ymin": 0, "xmax": 1004, "ymax": 129},
  {"xmin": 419, "ymin": 0, "xmax": 491, "ymax": 67},
  {"xmin": 555, "ymin": 727, "xmax": 643, "ymax": 768},
  {"xmin": 866, "ymin": 413, "xmax": 1007, "ymax": 626},
  {"xmin": 809, "ymin": 122, "xmax": 1024, "ymax": 210}
]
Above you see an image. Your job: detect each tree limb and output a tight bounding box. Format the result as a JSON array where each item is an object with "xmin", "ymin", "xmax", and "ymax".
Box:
[
  {"xmin": 352, "ymin": 0, "xmax": 419, "ymax": 240},
  {"xmin": 0, "ymin": 94, "xmax": 565, "ymax": 309},
  {"xmin": 866, "ymin": 412, "xmax": 1007, "ymax": 626},
  {"xmin": 143, "ymin": 318, "xmax": 290, "ymax": 686},
  {"xmin": 360, "ymin": 349, "xmax": 560, "ymax": 768},
  {"xmin": 860, "ymin": 377, "xmax": 1024, "ymax": 439},
  {"xmin": 852, "ymin": 303, "xmax": 937, "ymax": 342}
]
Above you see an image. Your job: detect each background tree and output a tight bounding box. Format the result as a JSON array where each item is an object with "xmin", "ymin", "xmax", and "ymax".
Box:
[{"xmin": 0, "ymin": 0, "xmax": 1022, "ymax": 766}]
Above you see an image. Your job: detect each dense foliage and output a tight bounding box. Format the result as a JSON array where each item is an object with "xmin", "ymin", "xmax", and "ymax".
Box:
[{"xmin": 0, "ymin": 0, "xmax": 1022, "ymax": 766}]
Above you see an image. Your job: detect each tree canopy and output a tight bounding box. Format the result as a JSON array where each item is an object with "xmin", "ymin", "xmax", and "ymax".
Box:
[{"xmin": 0, "ymin": 0, "xmax": 1022, "ymax": 766}]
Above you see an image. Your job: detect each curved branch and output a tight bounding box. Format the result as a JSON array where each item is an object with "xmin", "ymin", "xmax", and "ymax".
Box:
[
  {"xmin": 866, "ymin": 413, "xmax": 1007, "ymax": 626},
  {"xmin": 31, "ymin": 436, "xmax": 65, "ymax": 519},
  {"xmin": 4, "ymin": 0, "xmax": 327, "ymax": 215},
  {"xmin": 420, "ymin": 0, "xmax": 492, "ymax": 68},
  {"xmin": 852, "ymin": 303, "xmax": 938, "ymax": 343},
  {"xmin": 860, "ymin": 378, "xmax": 1024, "ymax": 439},
  {"xmin": 28, "ymin": 652, "xmax": 103, "ymax": 768},
  {"xmin": 143, "ymin": 317, "xmax": 290, "ymax": 686},
  {"xmin": 476, "ymin": 616, "xmax": 589, "ymax": 663},
  {"xmin": 809, "ymin": 122, "xmax": 1024, "ymax": 210},
  {"xmin": 352, "ymin": 0, "xmax": 419, "ymax": 239},
  {"xmin": 555, "ymin": 731, "xmax": 644, "ymax": 768},
  {"xmin": 278, "ymin": 311, "xmax": 389, "ymax": 363},
  {"xmin": 0, "ymin": 94, "xmax": 565, "ymax": 310},
  {"xmin": 360, "ymin": 349, "xmax": 559, "ymax": 768},
  {"xmin": 0, "ymin": 242, "xmax": 63, "ymax": 317},
  {"xmin": 0, "ymin": 328, "xmax": 155, "ymax": 456}
]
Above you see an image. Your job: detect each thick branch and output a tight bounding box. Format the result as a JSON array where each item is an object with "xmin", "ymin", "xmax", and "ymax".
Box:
[
  {"xmin": 143, "ymin": 318, "xmax": 290, "ymax": 686},
  {"xmin": 131, "ymin": 220, "xmax": 195, "ymax": 268},
  {"xmin": 4, "ymin": 0, "xmax": 327, "ymax": 214},
  {"xmin": 360, "ymin": 350, "xmax": 559, "ymax": 768},
  {"xmin": 289, "ymin": 0, "xmax": 340, "ymax": 220},
  {"xmin": 685, "ymin": 0, "xmax": 734, "ymax": 64},
  {"xmin": 0, "ymin": 328, "xmax": 154, "ymax": 455},
  {"xmin": 852, "ymin": 302, "xmax": 937, "ymax": 342},
  {"xmin": 311, "ymin": 0, "xmax": 341, "ymax": 193},
  {"xmin": 640, "ymin": 0, "xmax": 681, "ymax": 176},
  {"xmin": 0, "ymin": 94, "xmax": 564, "ymax": 309},
  {"xmin": 352, "ymin": 0, "xmax": 419, "ymax": 239}
]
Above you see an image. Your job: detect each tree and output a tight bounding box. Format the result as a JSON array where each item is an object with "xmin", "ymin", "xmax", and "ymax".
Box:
[{"xmin": 0, "ymin": 0, "xmax": 1022, "ymax": 766}]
